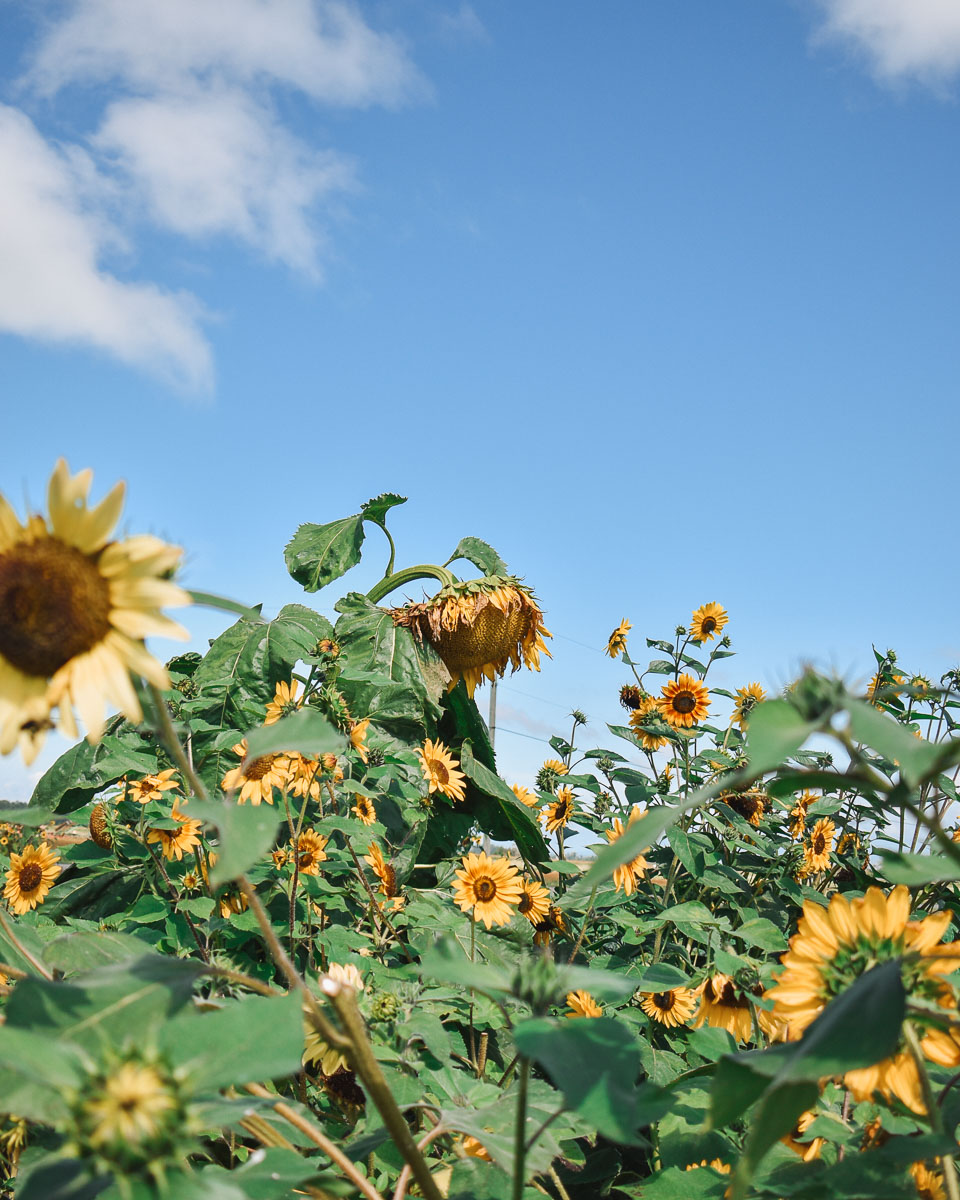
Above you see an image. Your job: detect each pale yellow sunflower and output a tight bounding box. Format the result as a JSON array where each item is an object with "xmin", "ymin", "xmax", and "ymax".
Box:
[
  {"xmin": 364, "ymin": 842, "xmax": 398, "ymax": 898},
  {"xmin": 640, "ymin": 988, "xmax": 698, "ymax": 1028},
  {"xmin": 418, "ymin": 739, "xmax": 466, "ymax": 803},
  {"xmin": 352, "ymin": 795, "xmax": 377, "ymax": 825},
  {"xmin": 123, "ymin": 768, "xmax": 179, "ymax": 805},
  {"xmin": 694, "ymin": 974, "xmax": 753, "ymax": 1043},
  {"xmin": 349, "ymin": 718, "xmax": 370, "ymax": 764},
  {"xmin": 82, "ymin": 1060, "xmax": 176, "ymax": 1151},
  {"xmin": 564, "ymin": 990, "xmax": 603, "ymax": 1018},
  {"xmin": 0, "ymin": 460, "xmax": 190, "ymax": 763},
  {"xmin": 393, "ymin": 576, "xmax": 552, "ymax": 697},
  {"xmin": 604, "ymin": 805, "xmax": 649, "ymax": 896},
  {"xmin": 517, "ymin": 878, "xmax": 550, "ymax": 926},
  {"xmin": 221, "ymin": 739, "xmax": 288, "ymax": 806},
  {"xmin": 605, "ymin": 618, "xmax": 631, "ymax": 659},
  {"xmin": 147, "ymin": 805, "xmax": 202, "ymax": 862},
  {"xmin": 732, "ymin": 682, "xmax": 765, "ymax": 729},
  {"xmin": 288, "ymin": 829, "xmax": 328, "ymax": 876},
  {"xmin": 3, "ymin": 841, "xmax": 60, "ymax": 913},
  {"xmin": 304, "ymin": 963, "xmax": 364, "ymax": 1075},
  {"xmin": 265, "ymin": 679, "xmax": 302, "ymax": 725},
  {"xmin": 512, "ymin": 783, "xmax": 537, "ymax": 807},
  {"xmin": 541, "ymin": 786, "xmax": 576, "ymax": 833},
  {"xmin": 628, "ymin": 695, "xmax": 668, "ymax": 750},
  {"xmin": 657, "ymin": 674, "xmax": 710, "ymax": 729},
  {"xmin": 765, "ymin": 886, "xmax": 960, "ymax": 1113},
  {"xmin": 689, "ymin": 602, "xmax": 728, "ymax": 643},
  {"xmin": 452, "ymin": 851, "xmax": 522, "ymax": 928}
]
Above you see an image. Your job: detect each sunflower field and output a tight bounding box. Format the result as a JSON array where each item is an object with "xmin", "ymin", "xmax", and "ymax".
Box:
[{"xmin": 3, "ymin": 464, "xmax": 960, "ymax": 1200}]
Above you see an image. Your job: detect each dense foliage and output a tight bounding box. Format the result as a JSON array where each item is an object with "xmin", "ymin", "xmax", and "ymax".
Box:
[{"xmin": 2, "ymin": 471, "xmax": 960, "ymax": 1200}]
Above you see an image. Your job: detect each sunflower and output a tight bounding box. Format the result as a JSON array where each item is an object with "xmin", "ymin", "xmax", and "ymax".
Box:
[
  {"xmin": 619, "ymin": 684, "xmax": 643, "ymax": 710},
  {"xmin": 803, "ymin": 818, "xmax": 835, "ymax": 873},
  {"xmin": 639, "ymin": 987, "xmax": 698, "ymax": 1028},
  {"xmin": 3, "ymin": 841, "xmax": 60, "ymax": 913},
  {"xmin": 217, "ymin": 888, "xmax": 248, "ymax": 919},
  {"xmin": 393, "ymin": 576, "xmax": 552, "ymax": 697},
  {"xmin": 837, "ymin": 831, "xmax": 861, "ymax": 856},
  {"xmin": 657, "ymin": 674, "xmax": 710, "ymax": 729},
  {"xmin": 418, "ymin": 739, "xmax": 466, "ymax": 803},
  {"xmin": 541, "ymin": 786, "xmax": 576, "ymax": 833},
  {"xmin": 789, "ymin": 791, "xmax": 817, "ymax": 840},
  {"xmin": 221, "ymin": 740, "xmax": 288, "ymax": 805},
  {"xmin": 781, "ymin": 1110, "xmax": 824, "ymax": 1162},
  {"xmin": 911, "ymin": 1162, "xmax": 946, "ymax": 1200},
  {"xmin": 720, "ymin": 788, "xmax": 768, "ymax": 827},
  {"xmin": 289, "ymin": 829, "xmax": 328, "ymax": 876},
  {"xmin": 79, "ymin": 1058, "xmax": 178, "ymax": 1157},
  {"xmin": 689, "ymin": 602, "xmax": 728, "ymax": 643},
  {"xmin": 565, "ymin": 990, "xmax": 603, "ymax": 1018},
  {"xmin": 512, "ymin": 783, "xmax": 537, "ymax": 807},
  {"xmin": 181, "ymin": 870, "xmax": 200, "ymax": 892},
  {"xmin": 765, "ymin": 886, "xmax": 960, "ymax": 1113},
  {"xmin": 533, "ymin": 905, "xmax": 567, "ymax": 946},
  {"xmin": 281, "ymin": 752, "xmax": 323, "ymax": 802},
  {"xmin": 349, "ymin": 718, "xmax": 370, "ymax": 764},
  {"xmin": 694, "ymin": 974, "xmax": 753, "ymax": 1043},
  {"xmin": 265, "ymin": 679, "xmax": 302, "ymax": 725},
  {"xmin": 685, "ymin": 1160, "xmax": 731, "ymax": 1175},
  {"xmin": 461, "ymin": 1136, "xmax": 492, "ymax": 1161},
  {"xmin": 542, "ymin": 758, "xmax": 567, "ymax": 775},
  {"xmin": 89, "ymin": 802, "xmax": 114, "ymax": 850},
  {"xmin": 603, "ymin": 805, "xmax": 650, "ymax": 895},
  {"xmin": 517, "ymin": 878, "xmax": 550, "ymax": 926},
  {"xmin": 452, "ymin": 852, "xmax": 522, "ymax": 929},
  {"xmin": 364, "ymin": 842, "xmax": 398, "ymax": 898},
  {"xmin": 605, "ymin": 619, "xmax": 631, "ymax": 659},
  {"xmin": 866, "ymin": 670, "xmax": 906, "ymax": 706},
  {"xmin": 0, "ymin": 460, "xmax": 189, "ymax": 763},
  {"xmin": 304, "ymin": 963, "xmax": 364, "ymax": 1076},
  {"xmin": 147, "ymin": 805, "xmax": 202, "ymax": 862},
  {"xmin": 629, "ymin": 695, "xmax": 669, "ymax": 750},
  {"xmin": 352, "ymin": 795, "xmax": 377, "ymax": 825},
  {"xmin": 124, "ymin": 768, "xmax": 179, "ymax": 805},
  {"xmin": 732, "ymin": 682, "xmax": 765, "ymax": 729}
]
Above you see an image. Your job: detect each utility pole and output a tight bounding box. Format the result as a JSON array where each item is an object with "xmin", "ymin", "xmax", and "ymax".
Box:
[{"xmin": 488, "ymin": 678, "xmax": 497, "ymax": 752}]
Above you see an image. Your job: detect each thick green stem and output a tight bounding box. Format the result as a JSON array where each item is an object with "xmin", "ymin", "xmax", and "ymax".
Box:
[
  {"xmin": 366, "ymin": 564, "xmax": 457, "ymax": 604},
  {"xmin": 512, "ymin": 1057, "xmax": 531, "ymax": 1200}
]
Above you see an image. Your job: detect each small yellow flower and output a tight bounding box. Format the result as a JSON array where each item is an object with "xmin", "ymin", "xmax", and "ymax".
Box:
[
  {"xmin": 541, "ymin": 758, "xmax": 567, "ymax": 776},
  {"xmin": 639, "ymin": 987, "xmax": 698, "ymax": 1027},
  {"xmin": 352, "ymin": 795, "xmax": 377, "ymax": 825},
  {"xmin": 732, "ymin": 682, "xmax": 765, "ymax": 729},
  {"xmin": 265, "ymin": 679, "xmax": 302, "ymax": 725},
  {"xmin": 221, "ymin": 739, "xmax": 288, "ymax": 805},
  {"xmin": 628, "ymin": 694, "xmax": 668, "ymax": 750},
  {"xmin": 565, "ymin": 990, "xmax": 603, "ymax": 1018},
  {"xmin": 349, "ymin": 718, "xmax": 370, "ymax": 764},
  {"xmin": 418, "ymin": 739, "xmax": 466, "ymax": 803},
  {"xmin": 541, "ymin": 786, "xmax": 576, "ymax": 833},
  {"xmin": 147, "ymin": 805, "xmax": 202, "ymax": 862},
  {"xmin": 304, "ymin": 963, "xmax": 364, "ymax": 1075},
  {"xmin": 604, "ymin": 806, "xmax": 649, "ymax": 896},
  {"xmin": 124, "ymin": 768, "xmax": 179, "ymax": 804},
  {"xmin": 803, "ymin": 817, "xmax": 835, "ymax": 873},
  {"xmin": 689, "ymin": 602, "xmax": 727, "ymax": 643},
  {"xmin": 288, "ymin": 829, "xmax": 328, "ymax": 876},
  {"xmin": 3, "ymin": 841, "xmax": 60, "ymax": 913},
  {"xmin": 605, "ymin": 619, "xmax": 631, "ymax": 658},
  {"xmin": 511, "ymin": 783, "xmax": 537, "ymax": 807},
  {"xmin": 517, "ymin": 878, "xmax": 550, "ymax": 926},
  {"xmin": 364, "ymin": 842, "xmax": 398, "ymax": 898}
]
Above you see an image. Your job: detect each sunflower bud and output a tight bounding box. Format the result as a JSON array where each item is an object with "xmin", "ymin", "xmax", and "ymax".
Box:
[
  {"xmin": 89, "ymin": 803, "xmax": 114, "ymax": 851},
  {"xmin": 510, "ymin": 953, "xmax": 565, "ymax": 1016},
  {"xmin": 370, "ymin": 992, "xmax": 401, "ymax": 1022}
]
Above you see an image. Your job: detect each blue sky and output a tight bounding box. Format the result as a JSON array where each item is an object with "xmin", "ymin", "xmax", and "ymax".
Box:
[{"xmin": 1, "ymin": 0, "xmax": 959, "ymax": 800}]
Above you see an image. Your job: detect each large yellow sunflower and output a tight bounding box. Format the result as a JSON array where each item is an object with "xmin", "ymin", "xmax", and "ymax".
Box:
[
  {"xmin": 452, "ymin": 851, "xmax": 522, "ymax": 928},
  {"xmin": 0, "ymin": 460, "xmax": 189, "ymax": 763},
  {"xmin": 694, "ymin": 974, "xmax": 754, "ymax": 1043},
  {"xmin": 628, "ymin": 695, "xmax": 668, "ymax": 751},
  {"xmin": 265, "ymin": 679, "xmax": 302, "ymax": 725},
  {"xmin": 517, "ymin": 878, "xmax": 550, "ymax": 926},
  {"xmin": 541, "ymin": 786, "xmax": 576, "ymax": 833},
  {"xmin": 393, "ymin": 576, "xmax": 552, "ymax": 697},
  {"xmin": 3, "ymin": 841, "xmax": 60, "ymax": 913},
  {"xmin": 689, "ymin": 602, "xmax": 728, "ymax": 643},
  {"xmin": 418, "ymin": 739, "xmax": 466, "ymax": 803},
  {"xmin": 765, "ymin": 886, "xmax": 960, "ymax": 1113},
  {"xmin": 146, "ymin": 805, "xmax": 202, "ymax": 862},
  {"xmin": 640, "ymin": 987, "xmax": 698, "ymax": 1028},
  {"xmin": 657, "ymin": 674, "xmax": 710, "ymax": 729},
  {"xmin": 221, "ymin": 740, "xmax": 288, "ymax": 805},
  {"xmin": 604, "ymin": 805, "xmax": 650, "ymax": 896},
  {"xmin": 564, "ymin": 990, "xmax": 603, "ymax": 1018},
  {"xmin": 123, "ymin": 768, "xmax": 179, "ymax": 805},
  {"xmin": 732, "ymin": 682, "xmax": 765, "ymax": 729},
  {"xmin": 605, "ymin": 618, "xmax": 631, "ymax": 659}
]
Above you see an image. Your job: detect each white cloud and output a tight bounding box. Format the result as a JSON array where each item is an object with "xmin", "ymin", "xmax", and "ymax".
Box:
[
  {"xmin": 95, "ymin": 88, "xmax": 355, "ymax": 277},
  {"xmin": 0, "ymin": 104, "xmax": 213, "ymax": 390},
  {"xmin": 815, "ymin": 0, "xmax": 960, "ymax": 82},
  {"xmin": 26, "ymin": 0, "xmax": 423, "ymax": 106}
]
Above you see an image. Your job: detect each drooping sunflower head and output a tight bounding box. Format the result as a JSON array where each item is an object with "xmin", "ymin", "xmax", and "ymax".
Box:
[
  {"xmin": 303, "ymin": 972, "xmax": 362, "ymax": 1077},
  {"xmin": 393, "ymin": 576, "xmax": 552, "ymax": 697},
  {"xmin": 657, "ymin": 674, "xmax": 710, "ymax": 729},
  {"xmin": 605, "ymin": 618, "xmax": 631, "ymax": 659},
  {"xmin": 418, "ymin": 738, "xmax": 466, "ymax": 803},
  {"xmin": 0, "ymin": 461, "xmax": 190, "ymax": 763},
  {"xmin": 720, "ymin": 788, "xmax": 769, "ymax": 827},
  {"xmin": 732, "ymin": 682, "xmax": 766, "ymax": 729},
  {"xmin": 511, "ymin": 783, "xmax": 537, "ymax": 807},
  {"xmin": 619, "ymin": 684, "xmax": 644, "ymax": 710},
  {"xmin": 689, "ymin": 602, "xmax": 728, "ymax": 643},
  {"xmin": 564, "ymin": 990, "xmax": 603, "ymax": 1019},
  {"xmin": 517, "ymin": 877, "xmax": 550, "ymax": 926},
  {"xmin": 541, "ymin": 786, "xmax": 576, "ymax": 834},
  {"xmin": 89, "ymin": 802, "xmax": 114, "ymax": 851},
  {"xmin": 452, "ymin": 851, "xmax": 522, "ymax": 929},
  {"xmin": 694, "ymin": 973, "xmax": 753, "ymax": 1043},
  {"xmin": 3, "ymin": 840, "xmax": 61, "ymax": 914},
  {"xmin": 265, "ymin": 679, "xmax": 302, "ymax": 725},
  {"xmin": 639, "ymin": 987, "xmax": 698, "ymax": 1028},
  {"xmin": 604, "ymin": 806, "xmax": 649, "ymax": 896},
  {"xmin": 221, "ymin": 739, "xmax": 288, "ymax": 806},
  {"xmin": 352, "ymin": 795, "xmax": 377, "ymax": 826},
  {"xmin": 364, "ymin": 841, "xmax": 398, "ymax": 897}
]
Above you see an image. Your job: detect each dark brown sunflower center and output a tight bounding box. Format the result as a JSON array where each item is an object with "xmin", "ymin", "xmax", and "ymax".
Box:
[
  {"xmin": 700, "ymin": 618, "xmax": 717, "ymax": 635},
  {"xmin": 431, "ymin": 760, "xmax": 449, "ymax": 784},
  {"xmin": 652, "ymin": 992, "xmax": 674, "ymax": 1010},
  {"xmin": 382, "ymin": 865, "xmax": 398, "ymax": 896},
  {"xmin": 18, "ymin": 862, "xmax": 43, "ymax": 891},
  {"xmin": 245, "ymin": 756, "xmax": 272, "ymax": 781},
  {"xmin": 717, "ymin": 981, "xmax": 740, "ymax": 1006},
  {"xmin": 672, "ymin": 692, "xmax": 696, "ymax": 714},
  {"xmin": 474, "ymin": 878, "xmax": 496, "ymax": 902},
  {"xmin": 518, "ymin": 892, "xmax": 532, "ymax": 913},
  {"xmin": 813, "ymin": 833, "xmax": 825, "ymax": 853},
  {"xmin": 0, "ymin": 539, "xmax": 112, "ymax": 677}
]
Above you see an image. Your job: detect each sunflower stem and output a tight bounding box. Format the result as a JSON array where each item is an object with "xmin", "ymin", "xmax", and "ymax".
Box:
[
  {"xmin": 366, "ymin": 564, "xmax": 457, "ymax": 605},
  {"xmin": 148, "ymin": 684, "xmax": 209, "ymax": 802},
  {"xmin": 904, "ymin": 1020, "xmax": 960, "ymax": 1200},
  {"xmin": 511, "ymin": 1057, "xmax": 531, "ymax": 1200}
]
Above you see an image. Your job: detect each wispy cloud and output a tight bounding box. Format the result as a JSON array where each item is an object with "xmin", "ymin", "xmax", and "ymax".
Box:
[
  {"xmin": 814, "ymin": 0, "xmax": 960, "ymax": 84},
  {"xmin": 1, "ymin": 0, "xmax": 425, "ymax": 389}
]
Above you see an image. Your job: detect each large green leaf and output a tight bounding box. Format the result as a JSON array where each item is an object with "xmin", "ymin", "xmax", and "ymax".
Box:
[
  {"xmin": 745, "ymin": 700, "xmax": 816, "ymax": 773},
  {"xmin": 284, "ymin": 515, "xmax": 365, "ymax": 592},
  {"xmin": 243, "ymin": 708, "xmax": 345, "ymax": 761},
  {"xmin": 439, "ymin": 680, "xmax": 496, "ymax": 771},
  {"xmin": 848, "ymin": 700, "xmax": 942, "ymax": 786},
  {"xmin": 458, "ymin": 741, "xmax": 549, "ymax": 862},
  {"xmin": 187, "ymin": 798, "xmax": 283, "ymax": 887}
]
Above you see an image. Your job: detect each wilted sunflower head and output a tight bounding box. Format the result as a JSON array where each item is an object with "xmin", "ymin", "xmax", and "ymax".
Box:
[
  {"xmin": 619, "ymin": 684, "xmax": 644, "ymax": 710},
  {"xmin": 720, "ymin": 788, "xmax": 769, "ymax": 827},
  {"xmin": 392, "ymin": 576, "xmax": 552, "ymax": 697}
]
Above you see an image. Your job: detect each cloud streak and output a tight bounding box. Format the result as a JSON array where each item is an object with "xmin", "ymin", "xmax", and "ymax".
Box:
[{"xmin": 815, "ymin": 0, "xmax": 960, "ymax": 83}]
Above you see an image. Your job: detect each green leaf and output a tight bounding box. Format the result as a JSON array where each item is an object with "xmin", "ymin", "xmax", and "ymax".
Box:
[
  {"xmin": 878, "ymin": 850, "xmax": 960, "ymax": 885},
  {"xmin": 514, "ymin": 1016, "xmax": 644, "ymax": 1143},
  {"xmin": 746, "ymin": 701, "xmax": 816, "ymax": 773},
  {"xmin": 186, "ymin": 798, "xmax": 283, "ymax": 887},
  {"xmin": 458, "ymin": 741, "xmax": 549, "ymax": 862},
  {"xmin": 225, "ymin": 1149, "xmax": 340, "ymax": 1199},
  {"xmin": 445, "ymin": 537, "xmax": 509, "ymax": 577},
  {"xmin": 284, "ymin": 515, "xmax": 365, "ymax": 592},
  {"xmin": 360, "ymin": 492, "xmax": 407, "ymax": 527},
  {"xmin": 14, "ymin": 1159, "xmax": 111, "ymax": 1200},
  {"xmin": 29, "ymin": 737, "xmax": 103, "ymax": 816},
  {"xmin": 632, "ymin": 962, "xmax": 691, "ymax": 991},
  {"xmin": 243, "ymin": 708, "xmax": 345, "ymax": 761},
  {"xmin": 848, "ymin": 700, "xmax": 941, "ymax": 786},
  {"xmin": 448, "ymin": 1158, "xmax": 511, "ymax": 1200},
  {"xmin": 43, "ymin": 931, "xmax": 160, "ymax": 975},
  {"xmin": 160, "ymin": 991, "xmax": 304, "ymax": 1090}
]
